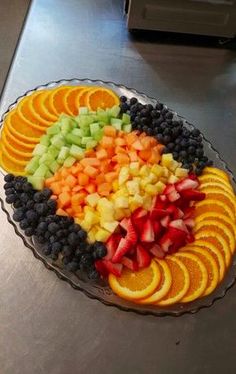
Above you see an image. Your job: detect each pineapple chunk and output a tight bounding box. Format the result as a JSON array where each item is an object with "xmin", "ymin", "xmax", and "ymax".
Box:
[
  {"xmin": 168, "ymin": 160, "xmax": 180, "ymax": 172},
  {"xmin": 101, "ymin": 221, "xmax": 119, "ymax": 233},
  {"xmin": 127, "ymin": 180, "xmax": 140, "ymax": 195},
  {"xmin": 122, "ymin": 208, "xmax": 131, "ymax": 217},
  {"xmin": 129, "ymin": 194, "xmax": 143, "ymax": 211},
  {"xmin": 84, "ymin": 210, "xmax": 100, "ymax": 226},
  {"xmin": 95, "ymin": 228, "xmax": 111, "ymax": 242},
  {"xmin": 149, "ymin": 172, "xmax": 158, "ymax": 184},
  {"xmin": 168, "ymin": 174, "xmax": 179, "ymax": 184},
  {"xmin": 118, "ymin": 166, "xmax": 130, "ymax": 185},
  {"xmin": 139, "ymin": 165, "xmax": 149, "ymax": 177},
  {"xmin": 112, "ymin": 180, "xmax": 119, "ymax": 192},
  {"xmin": 161, "ymin": 153, "xmax": 174, "ymax": 168},
  {"xmin": 115, "ymin": 196, "xmax": 129, "ymax": 209},
  {"xmin": 162, "ymin": 167, "xmax": 170, "ymax": 178},
  {"xmin": 142, "ymin": 195, "xmax": 153, "ymax": 210},
  {"xmin": 114, "ymin": 208, "xmax": 126, "ymax": 220},
  {"xmin": 175, "ymin": 167, "xmax": 188, "ymax": 178},
  {"xmin": 145, "ymin": 184, "xmax": 159, "ymax": 196},
  {"xmin": 155, "ymin": 181, "xmax": 166, "ymax": 193},
  {"xmin": 129, "ymin": 162, "xmax": 140, "ymax": 177},
  {"xmin": 140, "ymin": 178, "xmax": 150, "ymax": 190},
  {"xmin": 87, "ymin": 229, "xmax": 96, "ymax": 243},
  {"xmin": 86, "ymin": 192, "xmax": 100, "ymax": 207},
  {"xmin": 97, "ymin": 198, "xmax": 115, "ymax": 221},
  {"xmin": 151, "ymin": 164, "xmax": 164, "ymax": 177}
]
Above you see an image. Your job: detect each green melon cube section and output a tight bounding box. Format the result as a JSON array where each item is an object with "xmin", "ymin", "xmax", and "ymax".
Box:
[
  {"xmin": 63, "ymin": 156, "xmax": 76, "ymax": 168},
  {"xmin": 51, "ymin": 134, "xmax": 65, "ymax": 149},
  {"xmin": 79, "ymin": 107, "xmax": 89, "ymax": 115},
  {"xmin": 122, "ymin": 113, "xmax": 130, "ymax": 125},
  {"xmin": 25, "ymin": 156, "xmax": 40, "ymax": 174},
  {"xmin": 93, "ymin": 129, "xmax": 103, "ymax": 141},
  {"xmin": 69, "ymin": 145, "xmax": 84, "ymax": 160},
  {"xmin": 45, "ymin": 170, "xmax": 53, "ymax": 179},
  {"xmin": 65, "ymin": 133, "xmax": 82, "ymax": 146},
  {"xmin": 90, "ymin": 122, "xmax": 101, "ymax": 136},
  {"xmin": 123, "ymin": 124, "xmax": 132, "ymax": 133},
  {"xmin": 33, "ymin": 144, "xmax": 48, "ymax": 157},
  {"xmin": 49, "ymin": 160, "xmax": 60, "ymax": 173},
  {"xmin": 110, "ymin": 105, "xmax": 120, "ymax": 118},
  {"xmin": 81, "ymin": 136, "xmax": 93, "ymax": 145},
  {"xmin": 27, "ymin": 176, "xmax": 44, "ymax": 190},
  {"xmin": 72, "ymin": 128, "xmax": 83, "ymax": 137},
  {"xmin": 58, "ymin": 146, "xmax": 70, "ymax": 161},
  {"xmin": 33, "ymin": 163, "xmax": 49, "ymax": 178},
  {"xmin": 86, "ymin": 140, "xmax": 98, "ymax": 149},
  {"xmin": 111, "ymin": 118, "xmax": 122, "ymax": 130},
  {"xmin": 39, "ymin": 153, "xmax": 55, "ymax": 167},
  {"xmin": 40, "ymin": 135, "xmax": 51, "ymax": 146},
  {"xmin": 48, "ymin": 145, "xmax": 60, "ymax": 158},
  {"xmin": 47, "ymin": 124, "xmax": 61, "ymax": 136}
]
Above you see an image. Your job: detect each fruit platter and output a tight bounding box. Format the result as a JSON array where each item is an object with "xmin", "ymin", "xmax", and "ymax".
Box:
[{"xmin": 0, "ymin": 78, "xmax": 236, "ymax": 316}]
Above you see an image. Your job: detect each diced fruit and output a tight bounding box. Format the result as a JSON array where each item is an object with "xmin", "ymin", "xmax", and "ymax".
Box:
[
  {"xmin": 112, "ymin": 238, "xmax": 133, "ymax": 263},
  {"xmin": 140, "ymin": 219, "xmax": 155, "ymax": 243},
  {"xmin": 137, "ymin": 245, "xmax": 151, "ymax": 268}
]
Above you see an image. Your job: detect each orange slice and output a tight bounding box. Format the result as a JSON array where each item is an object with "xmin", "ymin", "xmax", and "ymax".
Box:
[
  {"xmin": 199, "ymin": 174, "xmax": 232, "ymax": 190},
  {"xmin": 195, "ymin": 230, "xmax": 231, "ymax": 267},
  {"xmin": 186, "ymin": 240, "xmax": 225, "ymax": 281},
  {"xmin": 180, "ymin": 246, "xmax": 219, "ymax": 296},
  {"xmin": 137, "ymin": 259, "xmax": 172, "ymax": 304},
  {"xmin": 76, "ymin": 87, "xmax": 93, "ymax": 109},
  {"xmin": 157, "ymin": 256, "xmax": 190, "ymax": 306},
  {"xmin": 86, "ymin": 87, "xmax": 119, "ymax": 111},
  {"xmin": 64, "ymin": 86, "xmax": 87, "ymax": 116},
  {"xmin": 199, "ymin": 181, "xmax": 234, "ymax": 196},
  {"xmin": 17, "ymin": 94, "xmax": 50, "ymax": 129},
  {"xmin": 199, "ymin": 188, "xmax": 236, "ymax": 217},
  {"xmin": 202, "ymin": 167, "xmax": 229, "ymax": 181},
  {"xmin": 194, "ymin": 212, "xmax": 236, "ymax": 245},
  {"xmin": 2, "ymin": 126, "xmax": 35, "ymax": 151},
  {"xmin": 31, "ymin": 90, "xmax": 58, "ymax": 122},
  {"xmin": 174, "ymin": 252, "xmax": 208, "ymax": 303},
  {"xmin": 4, "ymin": 109, "xmax": 43, "ymax": 143},
  {"xmin": 194, "ymin": 199, "xmax": 235, "ymax": 222},
  {"xmin": 1, "ymin": 143, "xmax": 29, "ymax": 166},
  {"xmin": 48, "ymin": 86, "xmax": 72, "ymax": 116},
  {"xmin": 108, "ymin": 260, "xmax": 161, "ymax": 301},
  {"xmin": 194, "ymin": 219, "xmax": 235, "ymax": 254},
  {"xmin": 44, "ymin": 88, "xmax": 60, "ymax": 117},
  {"xmin": 1, "ymin": 131, "xmax": 32, "ymax": 159},
  {"xmin": 0, "ymin": 151, "xmax": 26, "ymax": 175}
]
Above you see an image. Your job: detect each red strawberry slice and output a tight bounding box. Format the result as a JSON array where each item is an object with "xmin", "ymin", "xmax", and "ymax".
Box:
[
  {"xmin": 160, "ymin": 215, "xmax": 171, "ymax": 228},
  {"xmin": 125, "ymin": 219, "xmax": 138, "ymax": 243},
  {"xmin": 159, "ymin": 235, "xmax": 173, "ymax": 252},
  {"xmin": 169, "ymin": 219, "xmax": 188, "ymax": 233},
  {"xmin": 102, "ymin": 260, "xmax": 123, "ymax": 277},
  {"xmin": 167, "ymin": 190, "xmax": 181, "ymax": 202},
  {"xmin": 150, "ymin": 208, "xmax": 167, "ymax": 219},
  {"xmin": 187, "ymin": 232, "xmax": 195, "ymax": 243},
  {"xmin": 166, "ymin": 205, "xmax": 184, "ymax": 219},
  {"xmin": 137, "ymin": 245, "xmax": 151, "ymax": 268},
  {"xmin": 180, "ymin": 189, "xmax": 205, "ymax": 201},
  {"xmin": 154, "ymin": 199, "xmax": 167, "ymax": 209},
  {"xmin": 188, "ymin": 173, "xmax": 199, "ymax": 181},
  {"xmin": 153, "ymin": 221, "xmax": 161, "ymax": 236},
  {"xmin": 112, "ymin": 238, "xmax": 133, "ymax": 263},
  {"xmin": 140, "ymin": 219, "xmax": 155, "ymax": 242},
  {"xmin": 132, "ymin": 208, "xmax": 148, "ymax": 220},
  {"xmin": 120, "ymin": 217, "xmax": 129, "ymax": 231},
  {"xmin": 149, "ymin": 244, "xmax": 165, "ymax": 258},
  {"xmin": 105, "ymin": 233, "xmax": 122, "ymax": 260},
  {"xmin": 159, "ymin": 194, "xmax": 167, "ymax": 202},
  {"xmin": 183, "ymin": 206, "xmax": 195, "ymax": 219},
  {"xmin": 95, "ymin": 260, "xmax": 108, "ymax": 277},
  {"xmin": 164, "ymin": 184, "xmax": 176, "ymax": 195},
  {"xmin": 121, "ymin": 256, "xmax": 139, "ymax": 271},
  {"xmin": 176, "ymin": 178, "xmax": 199, "ymax": 192},
  {"xmin": 184, "ymin": 218, "xmax": 195, "ymax": 228}
]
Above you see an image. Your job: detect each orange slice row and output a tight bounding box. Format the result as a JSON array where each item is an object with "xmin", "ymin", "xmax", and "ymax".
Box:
[{"xmin": 0, "ymin": 85, "xmax": 119, "ymax": 175}]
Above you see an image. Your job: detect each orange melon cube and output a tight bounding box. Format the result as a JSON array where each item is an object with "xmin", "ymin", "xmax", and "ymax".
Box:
[
  {"xmin": 103, "ymin": 126, "xmax": 117, "ymax": 138},
  {"xmin": 83, "ymin": 165, "xmax": 98, "ymax": 178}
]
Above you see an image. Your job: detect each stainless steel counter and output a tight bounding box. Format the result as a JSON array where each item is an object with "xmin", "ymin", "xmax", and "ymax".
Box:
[{"xmin": 1, "ymin": 1, "xmax": 236, "ymax": 373}]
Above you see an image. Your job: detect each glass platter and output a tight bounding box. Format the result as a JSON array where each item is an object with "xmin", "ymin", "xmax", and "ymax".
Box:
[{"xmin": 0, "ymin": 78, "xmax": 236, "ymax": 317}]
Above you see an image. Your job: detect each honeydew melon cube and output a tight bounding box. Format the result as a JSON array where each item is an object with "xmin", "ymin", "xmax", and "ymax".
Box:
[
  {"xmin": 168, "ymin": 174, "xmax": 179, "ymax": 184},
  {"xmin": 95, "ymin": 228, "xmax": 110, "ymax": 242},
  {"xmin": 122, "ymin": 113, "xmax": 130, "ymax": 125},
  {"xmin": 33, "ymin": 144, "xmax": 48, "ymax": 157},
  {"xmin": 101, "ymin": 221, "xmax": 119, "ymax": 233},
  {"xmin": 60, "ymin": 118, "xmax": 74, "ymax": 134},
  {"xmin": 45, "ymin": 170, "xmax": 53, "ymax": 179},
  {"xmin": 79, "ymin": 107, "xmax": 89, "ymax": 115},
  {"xmin": 39, "ymin": 153, "xmax": 55, "ymax": 167},
  {"xmin": 115, "ymin": 196, "xmax": 129, "ymax": 209},
  {"xmin": 97, "ymin": 109, "xmax": 109, "ymax": 123},
  {"xmin": 40, "ymin": 135, "xmax": 51, "ymax": 146},
  {"xmin": 90, "ymin": 122, "xmax": 101, "ymax": 136},
  {"xmin": 58, "ymin": 146, "xmax": 70, "ymax": 161},
  {"xmin": 86, "ymin": 140, "xmax": 98, "ymax": 150},
  {"xmin": 69, "ymin": 145, "xmax": 84, "ymax": 160},
  {"xmin": 81, "ymin": 136, "xmax": 93, "ymax": 145},
  {"xmin": 48, "ymin": 145, "xmax": 60, "ymax": 158},
  {"xmin": 175, "ymin": 167, "xmax": 188, "ymax": 178},
  {"xmin": 51, "ymin": 134, "xmax": 65, "ymax": 149},
  {"xmin": 93, "ymin": 129, "xmax": 103, "ymax": 141},
  {"xmin": 71, "ymin": 128, "xmax": 83, "ymax": 137},
  {"xmin": 86, "ymin": 193, "xmax": 100, "ymax": 207},
  {"xmin": 79, "ymin": 115, "xmax": 94, "ymax": 127},
  {"xmin": 65, "ymin": 133, "xmax": 81, "ymax": 146},
  {"xmin": 33, "ymin": 163, "xmax": 49, "ymax": 178},
  {"xmin": 27, "ymin": 176, "xmax": 44, "ymax": 190},
  {"xmin": 25, "ymin": 156, "xmax": 40, "ymax": 174},
  {"xmin": 110, "ymin": 118, "xmax": 122, "ymax": 130},
  {"xmin": 63, "ymin": 156, "xmax": 76, "ymax": 168},
  {"xmin": 46, "ymin": 124, "xmax": 61, "ymax": 136},
  {"xmin": 123, "ymin": 124, "xmax": 132, "ymax": 133},
  {"xmin": 127, "ymin": 180, "xmax": 140, "ymax": 195},
  {"xmin": 49, "ymin": 160, "xmax": 60, "ymax": 173},
  {"xmin": 98, "ymin": 121, "xmax": 106, "ymax": 128},
  {"xmin": 109, "ymin": 105, "xmax": 120, "ymax": 118}
]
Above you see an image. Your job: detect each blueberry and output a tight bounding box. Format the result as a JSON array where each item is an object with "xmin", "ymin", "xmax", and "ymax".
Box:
[
  {"xmin": 188, "ymin": 155, "xmax": 195, "ymax": 163},
  {"xmin": 140, "ymin": 117, "xmax": 149, "ymax": 126},
  {"xmin": 13, "ymin": 209, "xmax": 25, "ymax": 222},
  {"xmin": 172, "ymin": 152, "xmax": 179, "ymax": 160},
  {"xmin": 67, "ymin": 261, "xmax": 79, "ymax": 272},
  {"xmin": 41, "ymin": 188, "xmax": 52, "ymax": 199},
  {"xmin": 179, "ymin": 150, "xmax": 187, "ymax": 158},
  {"xmin": 151, "ymin": 110, "xmax": 159, "ymax": 119},
  {"xmin": 155, "ymin": 102, "xmax": 163, "ymax": 111},
  {"xmin": 22, "ymin": 182, "xmax": 33, "ymax": 192},
  {"xmin": 94, "ymin": 243, "xmax": 107, "ymax": 259},
  {"xmin": 163, "ymin": 128, "xmax": 171, "ymax": 136},
  {"xmin": 120, "ymin": 95, "xmax": 127, "ymax": 103},
  {"xmin": 146, "ymin": 104, "xmax": 154, "ymax": 112},
  {"xmin": 174, "ymin": 145, "xmax": 181, "ymax": 152},
  {"xmin": 14, "ymin": 182, "xmax": 23, "ymax": 191},
  {"xmin": 192, "ymin": 128, "xmax": 200, "ymax": 137},
  {"xmin": 130, "ymin": 103, "xmax": 139, "ymax": 114},
  {"xmin": 6, "ymin": 194, "xmax": 17, "ymax": 204},
  {"xmin": 182, "ymin": 163, "xmax": 191, "ymax": 170},
  {"xmin": 35, "ymin": 203, "xmax": 48, "ymax": 216},
  {"xmin": 165, "ymin": 111, "xmax": 173, "ymax": 119},
  {"xmin": 196, "ymin": 148, "xmax": 204, "ymax": 158},
  {"xmin": 182, "ymin": 129, "xmax": 191, "ymax": 137},
  {"xmin": 156, "ymin": 134, "xmax": 164, "ymax": 142},
  {"xmin": 19, "ymin": 219, "xmax": 29, "ymax": 230},
  {"xmin": 163, "ymin": 135, "xmax": 171, "ymax": 144},
  {"xmin": 51, "ymin": 242, "xmax": 62, "ymax": 253},
  {"xmin": 33, "ymin": 192, "xmax": 45, "ymax": 203},
  {"xmin": 4, "ymin": 174, "xmax": 14, "ymax": 182},
  {"xmin": 78, "ymin": 229, "xmax": 87, "ymax": 240},
  {"xmin": 47, "ymin": 199, "xmax": 57, "ymax": 213},
  {"xmin": 62, "ymin": 256, "xmax": 72, "ymax": 265},
  {"xmin": 48, "ymin": 222, "xmax": 59, "ymax": 233},
  {"xmin": 68, "ymin": 232, "xmax": 78, "ymax": 246},
  {"xmin": 37, "ymin": 235, "xmax": 47, "ymax": 244},
  {"xmin": 152, "ymin": 119, "xmax": 161, "ymax": 128},
  {"xmin": 37, "ymin": 221, "xmax": 48, "ymax": 233},
  {"xmin": 49, "ymin": 235, "xmax": 57, "ymax": 244},
  {"xmin": 120, "ymin": 102, "xmax": 129, "ymax": 113},
  {"xmin": 20, "ymin": 193, "xmax": 30, "ymax": 203},
  {"xmin": 80, "ymin": 254, "xmax": 93, "ymax": 268},
  {"xmin": 180, "ymin": 139, "xmax": 188, "ymax": 148},
  {"xmin": 167, "ymin": 142, "xmax": 175, "ymax": 151},
  {"xmin": 26, "ymin": 200, "xmax": 35, "ymax": 210},
  {"xmin": 13, "ymin": 200, "xmax": 23, "ymax": 209},
  {"xmin": 43, "ymin": 247, "xmax": 52, "ymax": 256},
  {"xmin": 188, "ymin": 146, "xmax": 196, "ymax": 154},
  {"xmin": 146, "ymin": 128, "xmax": 153, "ymax": 136},
  {"xmin": 161, "ymin": 108, "xmax": 168, "ymax": 116},
  {"xmin": 26, "ymin": 210, "xmax": 38, "ymax": 222},
  {"xmin": 4, "ymin": 182, "xmax": 14, "ymax": 190},
  {"xmin": 140, "ymin": 108, "xmax": 149, "ymax": 117},
  {"xmin": 24, "ymin": 227, "xmax": 35, "ymax": 236},
  {"xmin": 5, "ymin": 188, "xmax": 15, "ymax": 196},
  {"xmin": 130, "ymin": 97, "xmax": 137, "ymax": 105}
]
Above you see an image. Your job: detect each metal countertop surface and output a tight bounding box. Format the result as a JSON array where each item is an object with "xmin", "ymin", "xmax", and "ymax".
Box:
[{"xmin": 1, "ymin": 1, "xmax": 236, "ymax": 373}]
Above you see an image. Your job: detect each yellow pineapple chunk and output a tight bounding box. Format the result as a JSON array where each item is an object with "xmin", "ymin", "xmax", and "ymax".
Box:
[
  {"xmin": 151, "ymin": 164, "xmax": 164, "ymax": 177},
  {"xmin": 175, "ymin": 167, "xmax": 188, "ymax": 178}
]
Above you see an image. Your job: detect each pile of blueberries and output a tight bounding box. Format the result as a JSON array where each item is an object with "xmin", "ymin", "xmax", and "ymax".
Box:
[
  {"xmin": 4, "ymin": 174, "xmax": 107, "ymax": 280},
  {"xmin": 120, "ymin": 96, "xmax": 213, "ymax": 175}
]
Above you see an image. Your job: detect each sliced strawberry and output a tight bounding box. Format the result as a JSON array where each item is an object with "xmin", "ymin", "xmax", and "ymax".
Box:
[
  {"xmin": 176, "ymin": 178, "xmax": 199, "ymax": 192},
  {"xmin": 154, "ymin": 199, "xmax": 167, "ymax": 209},
  {"xmin": 149, "ymin": 244, "xmax": 165, "ymax": 258},
  {"xmin": 132, "ymin": 207, "xmax": 148, "ymax": 220},
  {"xmin": 112, "ymin": 238, "xmax": 133, "ymax": 263},
  {"xmin": 150, "ymin": 208, "xmax": 167, "ymax": 219},
  {"xmin": 167, "ymin": 190, "xmax": 181, "ymax": 202},
  {"xmin": 159, "ymin": 227, "xmax": 186, "ymax": 253},
  {"xmin": 153, "ymin": 221, "xmax": 161, "ymax": 236},
  {"xmin": 105, "ymin": 233, "xmax": 122, "ymax": 260},
  {"xmin": 125, "ymin": 219, "xmax": 138, "ymax": 243},
  {"xmin": 180, "ymin": 189, "xmax": 205, "ymax": 201},
  {"xmin": 137, "ymin": 245, "xmax": 151, "ymax": 268},
  {"xmin": 184, "ymin": 218, "xmax": 195, "ymax": 228},
  {"xmin": 159, "ymin": 235, "xmax": 173, "ymax": 252},
  {"xmin": 188, "ymin": 173, "xmax": 199, "ymax": 181},
  {"xmin": 159, "ymin": 194, "xmax": 167, "ymax": 202},
  {"xmin": 169, "ymin": 219, "xmax": 188, "ymax": 233},
  {"xmin": 141, "ymin": 242, "xmax": 154, "ymax": 251},
  {"xmin": 102, "ymin": 260, "xmax": 123, "ymax": 277},
  {"xmin": 120, "ymin": 217, "xmax": 129, "ymax": 231},
  {"xmin": 160, "ymin": 215, "xmax": 171, "ymax": 228},
  {"xmin": 165, "ymin": 205, "xmax": 184, "ymax": 219},
  {"xmin": 164, "ymin": 184, "xmax": 176, "ymax": 195},
  {"xmin": 140, "ymin": 219, "xmax": 155, "ymax": 242},
  {"xmin": 183, "ymin": 206, "xmax": 195, "ymax": 219},
  {"xmin": 186, "ymin": 232, "xmax": 195, "ymax": 243},
  {"xmin": 121, "ymin": 256, "xmax": 139, "ymax": 271},
  {"xmin": 132, "ymin": 217, "xmax": 145, "ymax": 236},
  {"xmin": 95, "ymin": 260, "xmax": 108, "ymax": 277}
]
